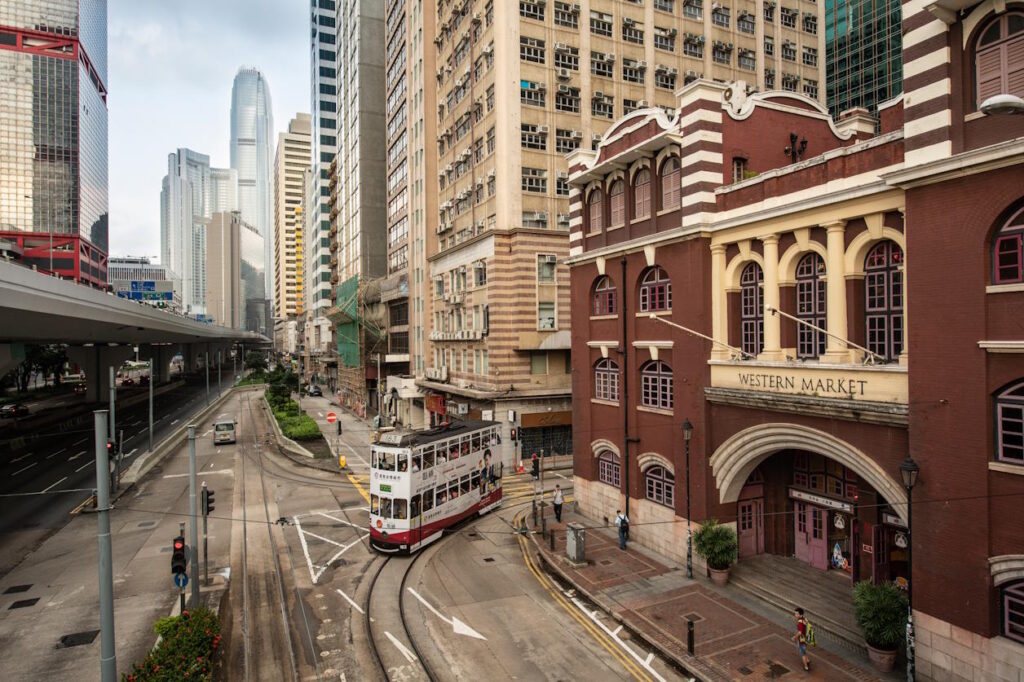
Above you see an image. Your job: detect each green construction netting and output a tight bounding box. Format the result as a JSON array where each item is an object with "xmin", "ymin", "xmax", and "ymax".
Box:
[{"xmin": 336, "ymin": 277, "xmax": 360, "ymax": 367}]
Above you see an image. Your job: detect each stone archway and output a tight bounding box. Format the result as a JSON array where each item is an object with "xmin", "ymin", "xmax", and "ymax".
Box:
[{"xmin": 709, "ymin": 423, "xmax": 908, "ymax": 523}]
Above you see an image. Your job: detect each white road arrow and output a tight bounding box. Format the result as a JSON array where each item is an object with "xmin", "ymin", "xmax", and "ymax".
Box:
[
  {"xmin": 384, "ymin": 631, "xmax": 417, "ymax": 663},
  {"xmin": 406, "ymin": 587, "xmax": 486, "ymax": 640}
]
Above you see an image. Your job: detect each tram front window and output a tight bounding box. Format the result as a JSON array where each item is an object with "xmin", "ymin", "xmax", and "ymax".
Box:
[
  {"xmin": 411, "ymin": 495, "xmax": 420, "ymax": 518},
  {"xmin": 381, "ymin": 498, "xmax": 393, "ymax": 519},
  {"xmin": 371, "ymin": 494, "xmax": 379, "ymax": 514},
  {"xmin": 394, "ymin": 499, "xmax": 408, "ymax": 520},
  {"xmin": 412, "ymin": 451, "xmax": 422, "ymax": 472},
  {"xmin": 422, "ymin": 446, "xmax": 434, "ymax": 469},
  {"xmin": 397, "ymin": 453, "xmax": 408, "ymax": 472}
]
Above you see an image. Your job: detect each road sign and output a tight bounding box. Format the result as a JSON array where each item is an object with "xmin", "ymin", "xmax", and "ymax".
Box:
[
  {"xmin": 326, "ymin": 412, "xmax": 337, "ymax": 423},
  {"xmin": 173, "ymin": 572, "xmax": 188, "ymax": 589}
]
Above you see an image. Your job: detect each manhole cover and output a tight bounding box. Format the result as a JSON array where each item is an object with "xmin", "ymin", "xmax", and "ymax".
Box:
[
  {"xmin": 3, "ymin": 585, "xmax": 31, "ymax": 594},
  {"xmin": 684, "ymin": 612, "xmax": 704, "ymax": 622},
  {"xmin": 767, "ymin": 662, "xmax": 790, "ymax": 677},
  {"xmin": 483, "ymin": 557, "xmax": 495, "ymax": 563},
  {"xmin": 737, "ymin": 666, "xmax": 753, "ymax": 675},
  {"xmin": 9, "ymin": 598, "xmax": 39, "ymax": 609},
  {"xmin": 137, "ymin": 521, "xmax": 157, "ymax": 528},
  {"xmin": 56, "ymin": 630, "xmax": 100, "ymax": 649},
  {"xmin": 599, "ymin": 560, "xmax": 613, "ymax": 566}
]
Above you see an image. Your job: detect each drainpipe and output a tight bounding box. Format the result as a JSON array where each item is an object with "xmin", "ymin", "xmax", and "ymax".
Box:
[{"xmin": 621, "ymin": 256, "xmax": 631, "ymax": 518}]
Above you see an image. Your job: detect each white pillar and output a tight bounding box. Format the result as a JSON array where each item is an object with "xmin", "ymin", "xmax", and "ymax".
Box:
[
  {"xmin": 823, "ymin": 220, "xmax": 850, "ymax": 363},
  {"xmin": 711, "ymin": 244, "xmax": 729, "ymax": 360},
  {"xmin": 760, "ymin": 235, "xmax": 782, "ymax": 360}
]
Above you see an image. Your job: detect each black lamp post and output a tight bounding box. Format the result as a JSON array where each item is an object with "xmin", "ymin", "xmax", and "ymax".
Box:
[
  {"xmin": 683, "ymin": 418, "xmax": 694, "ymax": 579},
  {"xmin": 899, "ymin": 455, "xmax": 920, "ymax": 682}
]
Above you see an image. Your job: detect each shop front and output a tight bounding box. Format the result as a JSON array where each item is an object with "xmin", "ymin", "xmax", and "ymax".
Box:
[{"xmin": 520, "ymin": 410, "xmax": 573, "ymax": 459}]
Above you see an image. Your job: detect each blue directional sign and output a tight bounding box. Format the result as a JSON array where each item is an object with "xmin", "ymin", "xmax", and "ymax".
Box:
[{"xmin": 173, "ymin": 572, "xmax": 189, "ymax": 589}]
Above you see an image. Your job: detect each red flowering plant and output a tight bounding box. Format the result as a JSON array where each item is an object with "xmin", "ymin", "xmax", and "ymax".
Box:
[{"xmin": 122, "ymin": 607, "xmax": 221, "ymax": 682}]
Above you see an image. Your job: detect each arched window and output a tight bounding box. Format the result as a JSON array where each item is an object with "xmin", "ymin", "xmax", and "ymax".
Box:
[
  {"xmin": 865, "ymin": 241, "xmax": 903, "ymax": 362},
  {"xmin": 594, "ymin": 358, "xmax": 620, "ymax": 401},
  {"xmin": 993, "ymin": 204, "xmax": 1024, "ymax": 284},
  {"xmin": 740, "ymin": 262, "xmax": 764, "ymax": 356},
  {"xmin": 1004, "ymin": 581, "xmax": 1024, "ymax": 643},
  {"xmin": 598, "ymin": 451, "xmax": 621, "ymax": 487},
  {"xmin": 661, "ymin": 156, "xmax": 681, "ymax": 210},
  {"xmin": 592, "ymin": 275, "xmax": 618, "ymax": 315},
  {"xmin": 640, "ymin": 360, "xmax": 674, "ymax": 410},
  {"xmin": 796, "ymin": 253, "xmax": 826, "ymax": 358},
  {"xmin": 645, "ymin": 465, "xmax": 675, "ymax": 507},
  {"xmin": 588, "ymin": 189, "xmax": 604, "ymax": 232},
  {"xmin": 634, "ymin": 168, "xmax": 651, "ymax": 219},
  {"xmin": 609, "ymin": 179, "xmax": 625, "ymax": 226},
  {"xmin": 639, "ymin": 266, "xmax": 672, "ymax": 312},
  {"xmin": 996, "ymin": 381, "xmax": 1024, "ymax": 464},
  {"xmin": 976, "ymin": 12, "xmax": 1024, "ymax": 108}
]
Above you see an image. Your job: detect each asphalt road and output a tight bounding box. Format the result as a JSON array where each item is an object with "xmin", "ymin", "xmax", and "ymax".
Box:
[{"xmin": 0, "ymin": 377, "xmax": 230, "ymax": 577}]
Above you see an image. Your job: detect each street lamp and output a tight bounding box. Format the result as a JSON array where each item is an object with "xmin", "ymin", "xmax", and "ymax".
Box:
[
  {"xmin": 682, "ymin": 418, "xmax": 694, "ymax": 579},
  {"xmin": 899, "ymin": 455, "xmax": 920, "ymax": 682}
]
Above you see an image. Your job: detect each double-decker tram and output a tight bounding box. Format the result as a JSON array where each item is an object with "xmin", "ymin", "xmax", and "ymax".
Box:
[{"xmin": 369, "ymin": 420, "xmax": 503, "ymax": 553}]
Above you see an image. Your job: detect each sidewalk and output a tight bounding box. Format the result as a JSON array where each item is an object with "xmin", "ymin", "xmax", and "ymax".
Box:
[{"xmin": 528, "ymin": 508, "xmax": 897, "ymax": 682}]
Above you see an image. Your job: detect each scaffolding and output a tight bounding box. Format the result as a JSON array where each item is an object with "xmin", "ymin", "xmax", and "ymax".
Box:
[{"xmin": 326, "ymin": 274, "xmax": 386, "ymax": 416}]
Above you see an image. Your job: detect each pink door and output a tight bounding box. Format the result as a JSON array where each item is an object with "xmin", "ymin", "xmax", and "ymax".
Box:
[
  {"xmin": 738, "ymin": 499, "xmax": 764, "ymax": 557},
  {"xmin": 794, "ymin": 502, "xmax": 809, "ymax": 563},
  {"xmin": 807, "ymin": 507, "xmax": 828, "ymax": 571}
]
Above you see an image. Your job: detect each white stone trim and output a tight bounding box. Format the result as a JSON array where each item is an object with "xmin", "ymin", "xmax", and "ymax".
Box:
[
  {"xmin": 986, "ymin": 283, "xmax": 1024, "ymax": 294},
  {"xmin": 905, "ymin": 110, "xmax": 952, "ymax": 139},
  {"xmin": 904, "ymin": 79, "xmax": 953, "ymax": 108},
  {"xmin": 680, "ymin": 170, "xmax": 724, "ymax": 187},
  {"xmin": 962, "ymin": 0, "xmax": 1011, "ymax": 49},
  {"xmin": 979, "ymin": 340, "xmax": 1024, "ymax": 353},
  {"xmin": 903, "ymin": 140, "xmax": 953, "ymax": 167},
  {"xmin": 989, "ymin": 461, "xmax": 1024, "ymax": 476},
  {"xmin": 904, "ymin": 16, "xmax": 950, "ymax": 50},
  {"xmin": 678, "ymin": 130, "xmax": 723, "ymax": 149},
  {"xmin": 991, "ymin": 555, "xmax": 1024, "ymax": 585},
  {"xmin": 903, "ymin": 47, "xmax": 951, "ymax": 80},
  {"xmin": 885, "ymin": 137, "xmax": 1024, "ymax": 188},
  {"xmin": 682, "ymin": 191, "xmax": 717, "ymax": 207},
  {"xmin": 678, "ymin": 108, "xmax": 722, "ymax": 129},
  {"xmin": 591, "ymin": 438, "xmax": 621, "ymax": 458},
  {"xmin": 685, "ymin": 149, "xmax": 725, "ymax": 166},
  {"xmin": 637, "ymin": 451, "xmax": 675, "ymax": 475}
]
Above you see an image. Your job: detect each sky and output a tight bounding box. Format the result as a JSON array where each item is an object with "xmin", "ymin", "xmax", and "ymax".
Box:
[{"xmin": 107, "ymin": 0, "xmax": 309, "ymax": 260}]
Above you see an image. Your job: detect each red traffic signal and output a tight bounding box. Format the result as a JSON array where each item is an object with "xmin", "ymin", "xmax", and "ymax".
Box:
[{"xmin": 171, "ymin": 535, "xmax": 187, "ymax": 575}]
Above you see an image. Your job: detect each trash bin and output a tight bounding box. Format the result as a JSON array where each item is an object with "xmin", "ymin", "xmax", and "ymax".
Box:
[{"xmin": 566, "ymin": 522, "xmax": 585, "ymax": 563}]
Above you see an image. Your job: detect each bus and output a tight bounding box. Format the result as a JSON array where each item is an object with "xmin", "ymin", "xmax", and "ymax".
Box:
[{"xmin": 369, "ymin": 420, "xmax": 503, "ymax": 553}]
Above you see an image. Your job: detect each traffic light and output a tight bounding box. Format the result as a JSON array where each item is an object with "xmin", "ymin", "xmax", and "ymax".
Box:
[
  {"xmin": 202, "ymin": 489, "xmax": 215, "ymax": 516},
  {"xmin": 510, "ymin": 428, "xmax": 518, "ymax": 442},
  {"xmin": 106, "ymin": 439, "xmax": 114, "ymax": 456},
  {"xmin": 171, "ymin": 536, "xmax": 187, "ymax": 575}
]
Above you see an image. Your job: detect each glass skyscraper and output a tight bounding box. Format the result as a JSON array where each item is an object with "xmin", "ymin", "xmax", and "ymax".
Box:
[
  {"xmin": 230, "ymin": 67, "xmax": 274, "ymax": 302},
  {"xmin": 0, "ymin": 0, "xmax": 109, "ymax": 287},
  {"xmin": 825, "ymin": 0, "xmax": 903, "ymax": 118}
]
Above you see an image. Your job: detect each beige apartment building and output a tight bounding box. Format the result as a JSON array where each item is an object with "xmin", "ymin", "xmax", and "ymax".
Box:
[
  {"xmin": 273, "ymin": 113, "xmax": 311, "ymax": 353},
  {"xmin": 206, "ymin": 211, "xmax": 267, "ymax": 333},
  {"xmin": 416, "ymin": 0, "xmax": 825, "ymax": 465}
]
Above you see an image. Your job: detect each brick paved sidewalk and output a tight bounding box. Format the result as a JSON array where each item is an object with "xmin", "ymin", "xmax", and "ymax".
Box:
[{"xmin": 529, "ymin": 508, "xmax": 892, "ymax": 682}]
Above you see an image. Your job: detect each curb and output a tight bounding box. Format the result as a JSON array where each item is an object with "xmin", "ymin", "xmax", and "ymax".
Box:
[{"xmin": 528, "ymin": 528, "xmax": 719, "ymax": 682}]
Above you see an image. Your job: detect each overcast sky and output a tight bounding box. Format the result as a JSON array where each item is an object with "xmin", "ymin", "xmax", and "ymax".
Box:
[{"xmin": 107, "ymin": 0, "xmax": 309, "ymax": 260}]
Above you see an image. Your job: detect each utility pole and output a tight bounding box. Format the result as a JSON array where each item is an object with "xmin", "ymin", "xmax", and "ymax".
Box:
[
  {"xmin": 93, "ymin": 410, "xmax": 116, "ymax": 681},
  {"xmin": 204, "ymin": 351, "xmax": 210, "ymax": 406},
  {"xmin": 217, "ymin": 350, "xmax": 222, "ymax": 395},
  {"xmin": 187, "ymin": 426, "xmax": 200, "ymax": 608},
  {"xmin": 108, "ymin": 366, "xmax": 116, "ymax": 460},
  {"xmin": 148, "ymin": 358, "xmax": 154, "ymax": 453}
]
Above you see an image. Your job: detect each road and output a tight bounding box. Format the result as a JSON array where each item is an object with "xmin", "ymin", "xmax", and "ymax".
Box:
[{"xmin": 0, "ymin": 377, "xmax": 229, "ymax": 577}]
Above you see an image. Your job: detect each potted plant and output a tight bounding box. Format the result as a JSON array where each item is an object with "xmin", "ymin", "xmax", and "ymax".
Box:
[
  {"xmin": 693, "ymin": 519, "xmax": 738, "ymax": 585},
  {"xmin": 852, "ymin": 580, "xmax": 908, "ymax": 672}
]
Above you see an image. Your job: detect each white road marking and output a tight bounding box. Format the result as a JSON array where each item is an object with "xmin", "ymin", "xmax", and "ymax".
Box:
[
  {"xmin": 171, "ymin": 419, "xmax": 179, "ymax": 425},
  {"xmin": 163, "ymin": 469, "xmax": 234, "ymax": 479},
  {"xmin": 335, "ymin": 588, "xmax": 364, "ymax": 614},
  {"xmin": 46, "ymin": 448, "xmax": 66, "ymax": 459},
  {"xmin": 555, "ymin": 472, "xmax": 568, "ymax": 480},
  {"xmin": 316, "ymin": 511, "xmax": 362, "ymax": 527},
  {"xmin": 384, "ymin": 632, "xmax": 417, "ymax": 663},
  {"xmin": 42, "ymin": 476, "xmax": 68, "ymax": 493},
  {"xmin": 73, "ymin": 438, "xmax": 87, "ymax": 446},
  {"xmin": 10, "ymin": 452, "xmax": 33, "ymax": 464},
  {"xmin": 127, "ymin": 448, "xmax": 138, "ymax": 457},
  {"xmin": 406, "ymin": 588, "xmax": 486, "ymax": 640},
  {"xmin": 565, "ymin": 591, "xmax": 666, "ymax": 682},
  {"xmin": 293, "ymin": 514, "xmax": 368, "ymax": 585},
  {"xmin": 76, "ymin": 462, "xmax": 92, "ymax": 473},
  {"xmin": 68, "ymin": 450, "xmax": 86, "ymax": 462},
  {"xmin": 318, "ymin": 412, "xmax": 324, "ymax": 418},
  {"xmin": 12, "ymin": 462, "xmax": 36, "ymax": 476}
]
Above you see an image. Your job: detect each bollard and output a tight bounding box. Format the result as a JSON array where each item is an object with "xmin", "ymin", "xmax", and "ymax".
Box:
[
  {"xmin": 532, "ymin": 506, "xmax": 537, "ymax": 528},
  {"xmin": 549, "ymin": 530, "xmax": 555, "ymax": 551},
  {"xmin": 687, "ymin": 618, "xmax": 695, "ymax": 655},
  {"xmin": 541, "ymin": 514, "xmax": 546, "ymax": 535}
]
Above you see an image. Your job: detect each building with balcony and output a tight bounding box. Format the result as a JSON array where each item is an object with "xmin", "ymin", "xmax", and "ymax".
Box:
[
  {"xmin": 273, "ymin": 113, "xmax": 311, "ymax": 350},
  {"xmin": 567, "ymin": 1, "xmax": 1024, "ymax": 669}
]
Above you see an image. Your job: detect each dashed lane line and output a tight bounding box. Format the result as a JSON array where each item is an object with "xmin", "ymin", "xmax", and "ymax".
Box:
[
  {"xmin": 41, "ymin": 476, "xmax": 68, "ymax": 493},
  {"xmin": 12, "ymin": 462, "xmax": 36, "ymax": 476}
]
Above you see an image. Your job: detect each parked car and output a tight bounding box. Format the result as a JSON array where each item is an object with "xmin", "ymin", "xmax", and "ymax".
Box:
[
  {"xmin": 0, "ymin": 404, "xmax": 29, "ymax": 418},
  {"xmin": 121, "ymin": 376, "xmax": 135, "ymax": 386},
  {"xmin": 73, "ymin": 384, "xmax": 87, "ymax": 395},
  {"xmin": 307, "ymin": 385, "xmax": 322, "ymax": 396}
]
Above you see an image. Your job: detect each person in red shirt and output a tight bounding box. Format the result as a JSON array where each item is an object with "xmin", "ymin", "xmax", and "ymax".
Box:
[{"xmin": 792, "ymin": 607, "xmax": 811, "ymax": 671}]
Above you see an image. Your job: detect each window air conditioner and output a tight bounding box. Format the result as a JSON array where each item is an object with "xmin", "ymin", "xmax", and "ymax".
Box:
[
  {"xmin": 482, "ymin": 45, "xmax": 493, "ymax": 55},
  {"xmin": 557, "ymin": 68, "xmax": 571, "ymax": 80},
  {"xmin": 604, "ymin": 53, "xmax": 615, "ymax": 63},
  {"xmin": 556, "ymin": 171, "xmax": 568, "ymax": 179},
  {"xmin": 558, "ymin": 83, "xmax": 571, "ymax": 93},
  {"xmin": 543, "ymin": 254, "xmax": 557, "ymax": 263},
  {"xmin": 637, "ymin": 99, "xmax": 648, "ymax": 107},
  {"xmin": 555, "ymin": 42, "xmax": 569, "ymax": 52},
  {"xmin": 636, "ymin": 60, "xmax": 647, "ymax": 69},
  {"xmin": 594, "ymin": 90, "xmax": 604, "ymax": 99},
  {"xmin": 686, "ymin": 70, "xmax": 698, "ymax": 77},
  {"xmin": 571, "ymin": 130, "xmax": 583, "ymax": 138},
  {"xmin": 624, "ymin": 17, "xmax": 635, "ymax": 26},
  {"xmin": 538, "ymin": 125, "xmax": 549, "ymax": 134},
  {"xmin": 668, "ymin": 67, "xmax": 678, "ymax": 75}
]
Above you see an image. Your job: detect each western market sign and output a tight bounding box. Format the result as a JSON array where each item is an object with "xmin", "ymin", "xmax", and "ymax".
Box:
[{"xmin": 709, "ymin": 361, "xmax": 907, "ymax": 404}]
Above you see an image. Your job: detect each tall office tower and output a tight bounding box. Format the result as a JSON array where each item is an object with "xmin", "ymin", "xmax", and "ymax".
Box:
[
  {"xmin": 307, "ymin": 0, "xmax": 339, "ymax": 369},
  {"xmin": 273, "ymin": 113, "xmax": 311, "ymax": 351},
  {"xmin": 379, "ymin": 0, "xmax": 438, "ymax": 427},
  {"xmin": 206, "ymin": 211, "xmax": 266, "ymax": 334},
  {"xmin": 0, "ymin": 0, "xmax": 109, "ymax": 287},
  {"xmin": 160, "ymin": 149, "xmax": 237, "ymax": 317},
  {"xmin": 326, "ymin": 0, "xmax": 387, "ymax": 414},
  {"xmin": 824, "ymin": 0, "xmax": 902, "ymax": 118},
  {"xmin": 230, "ymin": 66, "xmax": 275, "ymax": 302}
]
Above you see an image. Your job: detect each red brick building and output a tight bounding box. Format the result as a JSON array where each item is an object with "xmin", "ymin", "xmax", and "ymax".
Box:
[{"xmin": 567, "ymin": 3, "xmax": 1024, "ymax": 676}]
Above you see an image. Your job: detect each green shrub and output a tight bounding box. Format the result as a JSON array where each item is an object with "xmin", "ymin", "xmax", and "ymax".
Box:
[
  {"xmin": 693, "ymin": 519, "xmax": 738, "ymax": 570},
  {"xmin": 853, "ymin": 580, "xmax": 908, "ymax": 650},
  {"xmin": 122, "ymin": 607, "xmax": 221, "ymax": 681},
  {"xmin": 284, "ymin": 416, "xmax": 322, "ymax": 441}
]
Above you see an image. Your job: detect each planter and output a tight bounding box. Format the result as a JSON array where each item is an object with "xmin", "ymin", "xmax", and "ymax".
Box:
[
  {"xmin": 865, "ymin": 643, "xmax": 897, "ymax": 673},
  {"xmin": 709, "ymin": 567, "xmax": 730, "ymax": 586}
]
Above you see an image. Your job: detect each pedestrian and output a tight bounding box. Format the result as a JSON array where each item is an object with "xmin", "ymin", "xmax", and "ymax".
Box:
[
  {"xmin": 531, "ymin": 452, "xmax": 539, "ymax": 480},
  {"xmin": 553, "ymin": 484, "xmax": 564, "ymax": 523},
  {"xmin": 615, "ymin": 509, "xmax": 629, "ymax": 550},
  {"xmin": 792, "ymin": 607, "xmax": 811, "ymax": 672}
]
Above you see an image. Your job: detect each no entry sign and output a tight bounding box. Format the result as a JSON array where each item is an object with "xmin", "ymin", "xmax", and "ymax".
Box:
[{"xmin": 326, "ymin": 412, "xmax": 337, "ymax": 423}]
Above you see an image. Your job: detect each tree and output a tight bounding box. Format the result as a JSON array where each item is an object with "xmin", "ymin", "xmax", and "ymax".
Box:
[
  {"xmin": 244, "ymin": 352, "xmax": 267, "ymax": 372},
  {"xmin": 3, "ymin": 344, "xmax": 67, "ymax": 393}
]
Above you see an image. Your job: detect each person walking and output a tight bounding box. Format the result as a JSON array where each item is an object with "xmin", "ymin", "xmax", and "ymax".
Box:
[
  {"xmin": 792, "ymin": 607, "xmax": 811, "ymax": 672},
  {"xmin": 552, "ymin": 484, "xmax": 564, "ymax": 523},
  {"xmin": 615, "ymin": 509, "xmax": 629, "ymax": 550},
  {"xmin": 530, "ymin": 452, "xmax": 539, "ymax": 480}
]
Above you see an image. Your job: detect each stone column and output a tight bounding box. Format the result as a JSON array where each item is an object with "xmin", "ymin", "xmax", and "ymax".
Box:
[
  {"xmin": 710, "ymin": 244, "xmax": 730, "ymax": 360},
  {"xmin": 760, "ymin": 235, "xmax": 782, "ymax": 360},
  {"xmin": 823, "ymin": 220, "xmax": 850, "ymax": 363},
  {"xmin": 898, "ymin": 210, "xmax": 908, "ymax": 366}
]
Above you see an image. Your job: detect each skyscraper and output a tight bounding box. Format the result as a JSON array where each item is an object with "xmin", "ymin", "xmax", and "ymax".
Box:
[
  {"xmin": 274, "ymin": 113, "xmax": 311, "ymax": 348},
  {"xmin": 230, "ymin": 67, "xmax": 274, "ymax": 301},
  {"xmin": 0, "ymin": 0, "xmax": 109, "ymax": 287},
  {"xmin": 824, "ymin": 0, "xmax": 902, "ymax": 118}
]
